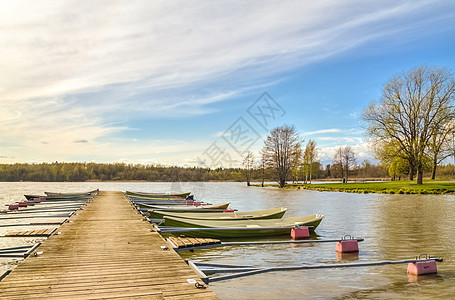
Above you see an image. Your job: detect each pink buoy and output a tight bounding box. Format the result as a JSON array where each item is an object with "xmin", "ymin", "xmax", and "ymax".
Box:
[
  {"xmin": 8, "ymin": 204, "xmax": 19, "ymax": 210},
  {"xmin": 335, "ymin": 235, "xmax": 359, "ymax": 253},
  {"xmin": 291, "ymin": 227, "xmax": 310, "ymax": 239},
  {"xmin": 18, "ymin": 202, "xmax": 28, "ymax": 207},
  {"xmin": 407, "ymin": 255, "xmax": 438, "ymax": 275}
]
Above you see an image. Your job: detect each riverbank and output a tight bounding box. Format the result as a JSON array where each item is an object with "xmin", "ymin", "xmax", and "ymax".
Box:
[{"xmin": 253, "ymin": 180, "xmax": 455, "ymax": 194}]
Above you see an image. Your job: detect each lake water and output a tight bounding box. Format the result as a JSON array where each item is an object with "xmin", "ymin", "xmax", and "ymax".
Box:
[{"xmin": 1, "ymin": 182, "xmax": 454, "ymax": 299}]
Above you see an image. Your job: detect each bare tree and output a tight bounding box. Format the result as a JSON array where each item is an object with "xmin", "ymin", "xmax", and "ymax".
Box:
[
  {"xmin": 258, "ymin": 149, "xmax": 268, "ymax": 187},
  {"xmin": 428, "ymin": 121, "xmax": 455, "ymax": 179},
  {"xmin": 333, "ymin": 146, "xmax": 356, "ymax": 182},
  {"xmin": 303, "ymin": 139, "xmax": 318, "ymax": 183},
  {"xmin": 262, "ymin": 125, "xmax": 301, "ymax": 188},
  {"xmin": 363, "ymin": 65, "xmax": 455, "ymax": 184},
  {"xmin": 242, "ymin": 151, "xmax": 254, "ymax": 186}
]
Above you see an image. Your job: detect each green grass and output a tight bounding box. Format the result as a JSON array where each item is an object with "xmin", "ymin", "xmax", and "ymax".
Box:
[{"xmin": 253, "ymin": 180, "xmax": 455, "ymax": 194}]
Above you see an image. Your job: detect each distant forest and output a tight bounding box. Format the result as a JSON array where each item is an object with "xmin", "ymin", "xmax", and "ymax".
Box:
[
  {"xmin": 0, "ymin": 163, "xmax": 244, "ymax": 182},
  {"xmin": 1, "ymin": 162, "xmax": 454, "ymax": 182}
]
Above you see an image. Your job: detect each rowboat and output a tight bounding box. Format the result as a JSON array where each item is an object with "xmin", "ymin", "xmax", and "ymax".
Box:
[
  {"xmin": 131, "ymin": 198, "xmax": 189, "ymax": 205},
  {"xmin": 137, "ymin": 202, "xmax": 231, "ymax": 211},
  {"xmin": 24, "ymin": 194, "xmax": 93, "ymax": 201},
  {"xmin": 126, "ymin": 191, "xmax": 191, "ymax": 198},
  {"xmin": 128, "ymin": 194, "xmax": 185, "ymax": 200},
  {"xmin": 128, "ymin": 195, "xmax": 191, "ymax": 203},
  {"xmin": 128, "ymin": 194, "xmax": 211, "ymax": 206},
  {"xmin": 45, "ymin": 190, "xmax": 99, "ymax": 197},
  {"xmin": 148, "ymin": 207, "xmax": 287, "ymax": 220},
  {"xmin": 161, "ymin": 214, "xmax": 324, "ymax": 238}
]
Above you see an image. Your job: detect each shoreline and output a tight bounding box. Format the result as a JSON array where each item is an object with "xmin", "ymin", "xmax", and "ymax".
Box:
[{"xmin": 252, "ymin": 180, "xmax": 455, "ymax": 195}]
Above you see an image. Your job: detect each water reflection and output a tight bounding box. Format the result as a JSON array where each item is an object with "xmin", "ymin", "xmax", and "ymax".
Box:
[
  {"xmin": 407, "ymin": 273, "xmax": 439, "ymax": 284},
  {"xmin": 375, "ymin": 194, "xmax": 455, "ymax": 260},
  {"xmin": 336, "ymin": 251, "xmax": 359, "ymax": 262}
]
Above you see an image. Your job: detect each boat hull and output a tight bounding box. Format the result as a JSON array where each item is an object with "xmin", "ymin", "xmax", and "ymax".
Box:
[
  {"xmin": 149, "ymin": 207, "xmax": 287, "ymax": 220},
  {"xmin": 163, "ymin": 227, "xmax": 295, "ymax": 238}
]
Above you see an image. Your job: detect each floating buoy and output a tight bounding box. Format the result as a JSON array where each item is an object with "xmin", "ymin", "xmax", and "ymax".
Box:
[
  {"xmin": 18, "ymin": 202, "xmax": 28, "ymax": 207},
  {"xmin": 8, "ymin": 204, "xmax": 19, "ymax": 210},
  {"xmin": 291, "ymin": 227, "xmax": 310, "ymax": 239},
  {"xmin": 335, "ymin": 235, "xmax": 359, "ymax": 253},
  {"xmin": 407, "ymin": 254, "xmax": 438, "ymax": 275}
]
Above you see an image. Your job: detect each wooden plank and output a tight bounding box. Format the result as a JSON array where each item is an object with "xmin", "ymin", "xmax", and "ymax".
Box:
[
  {"xmin": 4, "ymin": 228, "xmax": 56, "ymax": 237},
  {"xmin": 177, "ymin": 237, "xmax": 193, "ymax": 247},
  {"xmin": 0, "ymin": 191, "xmax": 218, "ymax": 299}
]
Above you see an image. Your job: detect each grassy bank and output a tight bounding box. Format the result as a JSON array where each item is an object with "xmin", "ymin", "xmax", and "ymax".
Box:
[{"xmin": 253, "ymin": 181, "xmax": 455, "ymax": 194}]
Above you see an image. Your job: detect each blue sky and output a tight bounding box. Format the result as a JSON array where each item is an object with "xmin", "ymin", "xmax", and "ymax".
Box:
[{"xmin": 1, "ymin": 0, "xmax": 455, "ymax": 167}]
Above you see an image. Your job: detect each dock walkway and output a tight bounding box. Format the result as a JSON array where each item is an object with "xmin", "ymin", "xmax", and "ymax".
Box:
[{"xmin": 0, "ymin": 191, "xmax": 217, "ymax": 299}]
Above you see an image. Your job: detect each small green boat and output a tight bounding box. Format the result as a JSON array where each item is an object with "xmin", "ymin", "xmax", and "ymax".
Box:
[
  {"xmin": 129, "ymin": 194, "xmax": 186, "ymax": 200},
  {"xmin": 131, "ymin": 198, "xmax": 189, "ymax": 205},
  {"xmin": 24, "ymin": 194, "xmax": 92, "ymax": 201},
  {"xmin": 161, "ymin": 214, "xmax": 324, "ymax": 238},
  {"xmin": 137, "ymin": 202, "xmax": 231, "ymax": 211},
  {"xmin": 45, "ymin": 190, "xmax": 99, "ymax": 197},
  {"xmin": 149, "ymin": 207, "xmax": 287, "ymax": 220},
  {"xmin": 126, "ymin": 191, "xmax": 191, "ymax": 198}
]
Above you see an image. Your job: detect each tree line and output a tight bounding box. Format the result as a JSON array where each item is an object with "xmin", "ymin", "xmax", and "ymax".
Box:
[{"xmin": 0, "ymin": 162, "xmax": 244, "ymax": 182}]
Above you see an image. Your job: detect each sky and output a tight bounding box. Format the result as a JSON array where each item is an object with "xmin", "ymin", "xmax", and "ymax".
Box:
[{"xmin": 1, "ymin": 0, "xmax": 455, "ymax": 167}]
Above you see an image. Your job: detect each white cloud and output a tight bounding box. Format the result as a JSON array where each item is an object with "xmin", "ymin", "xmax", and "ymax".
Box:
[
  {"xmin": 304, "ymin": 128, "xmax": 342, "ymax": 135},
  {"xmin": 318, "ymin": 142, "xmax": 375, "ymax": 165}
]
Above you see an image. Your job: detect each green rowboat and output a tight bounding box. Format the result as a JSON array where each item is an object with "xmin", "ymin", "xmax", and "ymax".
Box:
[
  {"xmin": 126, "ymin": 191, "xmax": 191, "ymax": 198},
  {"xmin": 137, "ymin": 202, "xmax": 231, "ymax": 211},
  {"xmin": 44, "ymin": 190, "xmax": 99, "ymax": 197},
  {"xmin": 148, "ymin": 207, "xmax": 287, "ymax": 220},
  {"xmin": 161, "ymin": 214, "xmax": 324, "ymax": 238}
]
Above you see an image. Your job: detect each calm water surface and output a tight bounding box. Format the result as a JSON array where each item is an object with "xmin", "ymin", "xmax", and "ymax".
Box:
[{"xmin": 1, "ymin": 182, "xmax": 454, "ymax": 299}]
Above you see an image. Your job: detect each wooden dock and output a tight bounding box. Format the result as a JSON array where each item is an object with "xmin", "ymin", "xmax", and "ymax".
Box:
[{"xmin": 0, "ymin": 191, "xmax": 218, "ymax": 299}]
